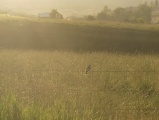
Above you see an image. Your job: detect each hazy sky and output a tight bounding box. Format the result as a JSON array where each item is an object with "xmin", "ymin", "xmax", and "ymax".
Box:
[{"xmin": 0, "ymin": 0, "xmax": 152, "ymax": 16}]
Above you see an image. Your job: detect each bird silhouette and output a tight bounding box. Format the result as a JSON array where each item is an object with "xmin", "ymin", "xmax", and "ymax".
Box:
[{"xmin": 86, "ymin": 65, "xmax": 91, "ymax": 74}]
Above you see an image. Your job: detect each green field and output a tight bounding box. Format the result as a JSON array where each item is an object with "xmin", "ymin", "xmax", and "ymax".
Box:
[
  {"xmin": 0, "ymin": 15, "xmax": 159, "ymax": 53},
  {"xmin": 1, "ymin": 15, "xmax": 159, "ymax": 119},
  {"xmin": 0, "ymin": 50, "xmax": 159, "ymax": 120}
]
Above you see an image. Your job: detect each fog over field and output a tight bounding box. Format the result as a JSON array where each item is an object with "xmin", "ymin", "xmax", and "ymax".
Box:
[
  {"xmin": 0, "ymin": 0, "xmax": 152, "ymax": 16},
  {"xmin": 1, "ymin": 0, "xmax": 159, "ymax": 119}
]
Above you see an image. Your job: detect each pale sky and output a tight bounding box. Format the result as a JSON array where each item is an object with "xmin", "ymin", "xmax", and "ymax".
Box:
[{"xmin": 0, "ymin": 0, "xmax": 151, "ymax": 16}]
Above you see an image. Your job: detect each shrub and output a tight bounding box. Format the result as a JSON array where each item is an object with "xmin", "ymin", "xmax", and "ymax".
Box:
[
  {"xmin": 137, "ymin": 18, "xmax": 145, "ymax": 23},
  {"xmin": 85, "ymin": 15, "xmax": 96, "ymax": 21}
]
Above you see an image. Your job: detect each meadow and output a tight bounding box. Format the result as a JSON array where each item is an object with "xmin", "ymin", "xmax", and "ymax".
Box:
[
  {"xmin": 0, "ymin": 50, "xmax": 159, "ymax": 120},
  {"xmin": 0, "ymin": 15, "xmax": 159, "ymax": 119},
  {"xmin": 0, "ymin": 15, "xmax": 159, "ymax": 53}
]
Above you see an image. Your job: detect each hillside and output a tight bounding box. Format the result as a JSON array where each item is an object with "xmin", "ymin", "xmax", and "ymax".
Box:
[{"xmin": 0, "ymin": 15, "xmax": 159, "ymax": 53}]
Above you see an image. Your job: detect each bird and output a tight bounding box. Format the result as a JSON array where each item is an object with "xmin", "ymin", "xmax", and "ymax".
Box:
[{"xmin": 85, "ymin": 65, "xmax": 91, "ymax": 74}]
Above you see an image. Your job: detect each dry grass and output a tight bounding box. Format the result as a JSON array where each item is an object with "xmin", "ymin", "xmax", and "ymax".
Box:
[
  {"xmin": 0, "ymin": 14, "xmax": 159, "ymax": 119},
  {"xmin": 0, "ymin": 50, "xmax": 159, "ymax": 119},
  {"xmin": 0, "ymin": 14, "xmax": 159, "ymax": 31}
]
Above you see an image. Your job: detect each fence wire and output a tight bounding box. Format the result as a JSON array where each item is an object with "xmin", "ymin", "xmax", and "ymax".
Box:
[
  {"xmin": 1, "ymin": 68, "xmax": 159, "ymax": 113},
  {"xmin": 0, "ymin": 68, "xmax": 158, "ymax": 72}
]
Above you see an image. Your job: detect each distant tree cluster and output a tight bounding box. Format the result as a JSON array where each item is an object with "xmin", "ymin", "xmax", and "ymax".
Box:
[
  {"xmin": 84, "ymin": 0, "xmax": 159, "ymax": 23},
  {"xmin": 150, "ymin": 0, "xmax": 159, "ymax": 7},
  {"xmin": 84, "ymin": 15, "xmax": 96, "ymax": 21},
  {"xmin": 155, "ymin": 0, "xmax": 159, "ymax": 6},
  {"xmin": 96, "ymin": 3, "xmax": 153, "ymax": 23},
  {"xmin": 97, "ymin": 5, "xmax": 114, "ymax": 21},
  {"xmin": 0, "ymin": 10, "xmax": 7, "ymax": 14},
  {"xmin": 50, "ymin": 9, "xmax": 63, "ymax": 19}
]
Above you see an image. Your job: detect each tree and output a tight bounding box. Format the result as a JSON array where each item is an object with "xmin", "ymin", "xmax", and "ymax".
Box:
[
  {"xmin": 50, "ymin": 9, "xmax": 63, "ymax": 19},
  {"xmin": 103, "ymin": 5, "xmax": 110, "ymax": 13},
  {"xmin": 114, "ymin": 7, "xmax": 126, "ymax": 21},
  {"xmin": 138, "ymin": 4, "xmax": 152, "ymax": 22},
  {"xmin": 97, "ymin": 5, "xmax": 112, "ymax": 20},
  {"xmin": 97, "ymin": 12, "xmax": 107, "ymax": 20},
  {"xmin": 151, "ymin": 1, "xmax": 154, "ymax": 7},
  {"xmin": 155, "ymin": 0, "xmax": 159, "ymax": 6}
]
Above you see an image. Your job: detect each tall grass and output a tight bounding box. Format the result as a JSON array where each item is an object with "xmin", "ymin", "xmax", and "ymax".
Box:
[{"xmin": 0, "ymin": 50, "xmax": 159, "ymax": 119}]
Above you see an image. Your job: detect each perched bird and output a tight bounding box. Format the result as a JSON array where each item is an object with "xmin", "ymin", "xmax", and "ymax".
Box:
[{"xmin": 86, "ymin": 65, "xmax": 91, "ymax": 74}]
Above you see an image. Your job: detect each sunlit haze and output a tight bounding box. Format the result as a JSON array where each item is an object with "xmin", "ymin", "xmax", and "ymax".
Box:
[{"xmin": 0, "ymin": 0, "xmax": 151, "ymax": 17}]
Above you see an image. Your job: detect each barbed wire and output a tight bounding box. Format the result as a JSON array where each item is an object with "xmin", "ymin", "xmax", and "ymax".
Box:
[
  {"xmin": 75, "ymin": 108, "xmax": 159, "ymax": 111},
  {"xmin": 65, "ymin": 88, "xmax": 159, "ymax": 92},
  {"xmin": 0, "ymin": 69, "xmax": 158, "ymax": 73},
  {"xmin": 1, "ymin": 68, "xmax": 159, "ymax": 113}
]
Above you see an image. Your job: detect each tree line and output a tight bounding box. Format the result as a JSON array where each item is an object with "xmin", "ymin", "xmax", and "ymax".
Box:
[
  {"xmin": 49, "ymin": 0, "xmax": 159, "ymax": 23},
  {"xmin": 86, "ymin": 0, "xmax": 159, "ymax": 23}
]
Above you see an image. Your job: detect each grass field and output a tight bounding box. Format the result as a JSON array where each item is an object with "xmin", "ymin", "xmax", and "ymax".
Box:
[
  {"xmin": 0, "ymin": 15, "xmax": 159, "ymax": 53},
  {"xmin": 0, "ymin": 15, "xmax": 159, "ymax": 119},
  {"xmin": 0, "ymin": 50, "xmax": 159, "ymax": 120}
]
